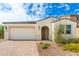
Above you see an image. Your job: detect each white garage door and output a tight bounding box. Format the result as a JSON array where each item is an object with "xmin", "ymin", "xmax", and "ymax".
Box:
[{"xmin": 9, "ymin": 27, "xmax": 36, "ymax": 40}]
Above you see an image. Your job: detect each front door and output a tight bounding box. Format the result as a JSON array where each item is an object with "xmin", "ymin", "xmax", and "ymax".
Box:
[{"xmin": 41, "ymin": 26, "xmax": 49, "ymax": 40}]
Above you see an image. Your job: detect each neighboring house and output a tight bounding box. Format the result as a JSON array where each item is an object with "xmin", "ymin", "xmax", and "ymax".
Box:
[{"xmin": 3, "ymin": 15, "xmax": 79, "ymax": 41}]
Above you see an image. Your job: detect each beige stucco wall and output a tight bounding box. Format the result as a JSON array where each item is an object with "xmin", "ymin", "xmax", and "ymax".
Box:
[
  {"xmin": 53, "ymin": 19, "xmax": 77, "ymax": 39},
  {"xmin": 76, "ymin": 28, "xmax": 79, "ymax": 38},
  {"xmin": 51, "ymin": 23, "xmax": 55, "ymax": 41},
  {"xmin": 4, "ymin": 25, "xmax": 10, "ymax": 40},
  {"xmin": 36, "ymin": 17, "xmax": 57, "ymax": 40},
  {"xmin": 4, "ymin": 17, "xmax": 57, "ymax": 40}
]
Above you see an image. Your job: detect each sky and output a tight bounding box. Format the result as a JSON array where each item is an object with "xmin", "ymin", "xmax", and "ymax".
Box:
[{"xmin": 0, "ymin": 3, "xmax": 79, "ymax": 23}]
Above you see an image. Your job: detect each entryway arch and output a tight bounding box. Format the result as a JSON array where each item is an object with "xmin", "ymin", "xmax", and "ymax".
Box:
[{"xmin": 41, "ymin": 26, "xmax": 49, "ymax": 40}]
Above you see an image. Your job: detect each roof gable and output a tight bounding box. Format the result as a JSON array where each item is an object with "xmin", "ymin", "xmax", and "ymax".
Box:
[
  {"xmin": 53, "ymin": 18, "xmax": 77, "ymax": 23},
  {"xmin": 38, "ymin": 16, "xmax": 58, "ymax": 22}
]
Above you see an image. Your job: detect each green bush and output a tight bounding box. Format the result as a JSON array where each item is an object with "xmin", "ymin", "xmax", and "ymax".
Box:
[
  {"xmin": 67, "ymin": 38, "xmax": 79, "ymax": 44},
  {"xmin": 74, "ymin": 38, "xmax": 79, "ymax": 44},
  {"xmin": 55, "ymin": 25, "xmax": 79, "ymax": 44},
  {"xmin": 55, "ymin": 38, "xmax": 79, "ymax": 44},
  {"xmin": 55, "ymin": 38, "xmax": 67, "ymax": 44},
  {"xmin": 41, "ymin": 43, "xmax": 50, "ymax": 49},
  {"xmin": 0, "ymin": 25, "xmax": 4, "ymax": 39},
  {"xmin": 67, "ymin": 38, "xmax": 74, "ymax": 43},
  {"xmin": 55, "ymin": 25, "xmax": 66, "ymax": 44},
  {"xmin": 63, "ymin": 43, "xmax": 79, "ymax": 52}
]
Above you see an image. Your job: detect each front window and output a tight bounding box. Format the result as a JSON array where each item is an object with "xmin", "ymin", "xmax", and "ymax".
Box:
[
  {"xmin": 77, "ymin": 16, "xmax": 79, "ymax": 21},
  {"xmin": 59, "ymin": 24, "xmax": 71, "ymax": 34},
  {"xmin": 66, "ymin": 25, "xmax": 71, "ymax": 34},
  {"xmin": 5, "ymin": 27, "xmax": 7, "ymax": 31}
]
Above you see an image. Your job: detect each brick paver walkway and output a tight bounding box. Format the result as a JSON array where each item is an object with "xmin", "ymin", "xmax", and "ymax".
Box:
[{"xmin": 0, "ymin": 41, "xmax": 39, "ymax": 56}]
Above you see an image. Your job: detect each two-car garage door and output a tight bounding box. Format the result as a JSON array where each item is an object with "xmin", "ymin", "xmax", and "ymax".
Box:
[{"xmin": 9, "ymin": 27, "xmax": 36, "ymax": 40}]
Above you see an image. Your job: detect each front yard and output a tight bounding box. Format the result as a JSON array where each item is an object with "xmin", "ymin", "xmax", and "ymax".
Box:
[
  {"xmin": 35, "ymin": 25, "xmax": 79, "ymax": 56},
  {"xmin": 36, "ymin": 41, "xmax": 79, "ymax": 56},
  {"xmin": 0, "ymin": 40, "xmax": 79, "ymax": 56}
]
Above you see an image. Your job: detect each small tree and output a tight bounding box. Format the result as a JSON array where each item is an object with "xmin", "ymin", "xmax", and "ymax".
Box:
[{"xmin": 55, "ymin": 25, "xmax": 66, "ymax": 44}]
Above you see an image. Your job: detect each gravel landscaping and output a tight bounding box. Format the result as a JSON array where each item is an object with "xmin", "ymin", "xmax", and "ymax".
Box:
[{"xmin": 36, "ymin": 41, "xmax": 79, "ymax": 56}]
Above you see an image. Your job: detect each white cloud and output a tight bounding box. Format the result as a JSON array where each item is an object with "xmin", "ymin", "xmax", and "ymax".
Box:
[
  {"xmin": 34, "ymin": 4, "xmax": 46, "ymax": 17},
  {"xmin": 0, "ymin": 4, "xmax": 3, "ymax": 10},
  {"xmin": 74, "ymin": 9, "xmax": 79, "ymax": 14},
  {"xmin": 64, "ymin": 4, "xmax": 70, "ymax": 10},
  {"xmin": 57, "ymin": 6, "xmax": 63, "ymax": 8},
  {"xmin": 57, "ymin": 4, "xmax": 70, "ymax": 11},
  {"xmin": 57, "ymin": 3, "xmax": 64, "ymax": 8},
  {"xmin": 25, "ymin": 3, "xmax": 46, "ymax": 18},
  {"xmin": 0, "ymin": 3, "xmax": 40, "ymax": 24},
  {"xmin": 75, "ymin": 9, "xmax": 79, "ymax": 12}
]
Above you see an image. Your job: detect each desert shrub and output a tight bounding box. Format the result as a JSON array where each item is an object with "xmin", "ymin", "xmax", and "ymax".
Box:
[
  {"xmin": 55, "ymin": 36, "xmax": 79, "ymax": 44},
  {"xmin": 66, "ymin": 38, "xmax": 74, "ymax": 43},
  {"xmin": 40, "ymin": 42, "xmax": 51, "ymax": 49},
  {"xmin": 42, "ymin": 43, "xmax": 49, "ymax": 49},
  {"xmin": 74, "ymin": 38, "xmax": 79, "ymax": 44},
  {"xmin": 67, "ymin": 38, "xmax": 79, "ymax": 44},
  {"xmin": 0, "ymin": 25, "xmax": 4, "ymax": 39},
  {"xmin": 55, "ymin": 25, "xmax": 66, "ymax": 44},
  {"xmin": 55, "ymin": 37, "xmax": 67, "ymax": 44},
  {"xmin": 55, "ymin": 25, "xmax": 79, "ymax": 44},
  {"xmin": 55, "ymin": 38, "xmax": 79, "ymax": 45},
  {"xmin": 63, "ymin": 43, "xmax": 79, "ymax": 52}
]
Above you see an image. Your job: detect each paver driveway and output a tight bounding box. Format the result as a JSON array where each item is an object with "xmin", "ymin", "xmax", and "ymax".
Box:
[{"xmin": 0, "ymin": 41, "xmax": 39, "ymax": 56}]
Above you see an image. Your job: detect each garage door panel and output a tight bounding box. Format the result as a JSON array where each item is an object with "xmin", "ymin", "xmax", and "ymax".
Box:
[{"xmin": 10, "ymin": 28, "xmax": 36, "ymax": 40}]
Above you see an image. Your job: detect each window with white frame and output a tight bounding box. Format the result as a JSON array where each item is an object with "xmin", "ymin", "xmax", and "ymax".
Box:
[
  {"xmin": 59, "ymin": 24, "xmax": 71, "ymax": 34},
  {"xmin": 77, "ymin": 16, "xmax": 79, "ymax": 21},
  {"xmin": 66, "ymin": 25, "xmax": 71, "ymax": 34},
  {"xmin": 5, "ymin": 26, "xmax": 7, "ymax": 31}
]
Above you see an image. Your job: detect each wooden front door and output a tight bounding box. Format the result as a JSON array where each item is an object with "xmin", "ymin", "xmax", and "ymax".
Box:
[{"xmin": 41, "ymin": 26, "xmax": 49, "ymax": 40}]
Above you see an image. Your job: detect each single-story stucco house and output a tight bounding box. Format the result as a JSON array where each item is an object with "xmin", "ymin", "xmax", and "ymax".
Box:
[{"xmin": 3, "ymin": 15, "xmax": 79, "ymax": 41}]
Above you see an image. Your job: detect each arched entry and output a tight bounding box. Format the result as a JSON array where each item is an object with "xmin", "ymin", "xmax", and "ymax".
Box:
[{"xmin": 41, "ymin": 26, "xmax": 49, "ymax": 40}]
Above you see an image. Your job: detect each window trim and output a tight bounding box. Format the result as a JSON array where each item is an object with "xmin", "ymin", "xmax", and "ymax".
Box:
[
  {"xmin": 77, "ymin": 16, "xmax": 79, "ymax": 21},
  {"xmin": 59, "ymin": 24, "xmax": 72, "ymax": 34},
  {"xmin": 66, "ymin": 25, "xmax": 72, "ymax": 34},
  {"xmin": 5, "ymin": 26, "xmax": 7, "ymax": 31}
]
